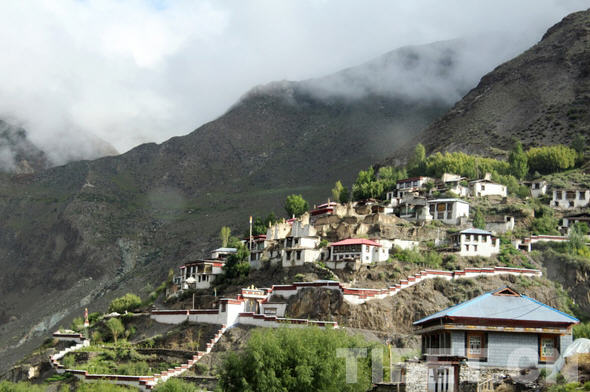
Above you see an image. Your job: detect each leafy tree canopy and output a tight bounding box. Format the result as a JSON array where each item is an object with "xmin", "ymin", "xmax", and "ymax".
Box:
[
  {"xmin": 218, "ymin": 327, "xmax": 387, "ymax": 392},
  {"xmin": 284, "ymin": 194, "xmax": 309, "ymax": 218}
]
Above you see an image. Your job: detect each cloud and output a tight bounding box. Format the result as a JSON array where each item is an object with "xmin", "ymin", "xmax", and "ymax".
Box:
[{"xmin": 0, "ymin": 0, "xmax": 587, "ymax": 165}]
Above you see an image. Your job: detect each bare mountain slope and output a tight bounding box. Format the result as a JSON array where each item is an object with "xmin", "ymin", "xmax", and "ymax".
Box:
[{"xmin": 394, "ymin": 8, "xmax": 590, "ymax": 159}]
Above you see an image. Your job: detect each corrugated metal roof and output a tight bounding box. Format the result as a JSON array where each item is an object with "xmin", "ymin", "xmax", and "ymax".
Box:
[
  {"xmin": 428, "ymin": 198, "xmax": 469, "ymax": 204},
  {"xmin": 414, "ymin": 287, "xmax": 579, "ymax": 325},
  {"xmin": 460, "ymin": 228, "xmax": 493, "ymax": 235},
  {"xmin": 212, "ymin": 247, "xmax": 237, "ymax": 252}
]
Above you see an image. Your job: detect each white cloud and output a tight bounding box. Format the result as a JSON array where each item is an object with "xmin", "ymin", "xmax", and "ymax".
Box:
[{"xmin": 0, "ymin": 0, "xmax": 586, "ymax": 164}]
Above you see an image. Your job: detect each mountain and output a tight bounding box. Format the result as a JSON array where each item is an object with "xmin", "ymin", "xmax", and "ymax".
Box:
[
  {"xmin": 393, "ymin": 8, "xmax": 590, "ymax": 159},
  {"xmin": 0, "ymin": 37, "xmax": 499, "ymax": 372},
  {"xmin": 0, "ymin": 120, "xmax": 50, "ymax": 173}
]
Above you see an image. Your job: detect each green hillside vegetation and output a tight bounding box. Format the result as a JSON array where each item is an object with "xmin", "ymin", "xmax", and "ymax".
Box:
[
  {"xmin": 218, "ymin": 327, "xmax": 387, "ymax": 392},
  {"xmin": 347, "ymin": 141, "xmax": 580, "ymax": 202}
]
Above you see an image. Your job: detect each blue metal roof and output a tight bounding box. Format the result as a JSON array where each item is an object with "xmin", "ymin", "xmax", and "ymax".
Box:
[{"xmin": 414, "ymin": 287, "xmax": 579, "ymax": 325}]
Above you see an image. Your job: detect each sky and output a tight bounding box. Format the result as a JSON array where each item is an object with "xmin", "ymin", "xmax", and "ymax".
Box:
[{"xmin": 0, "ymin": 0, "xmax": 587, "ymax": 165}]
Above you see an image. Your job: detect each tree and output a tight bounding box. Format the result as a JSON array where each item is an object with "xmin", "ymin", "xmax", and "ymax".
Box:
[
  {"xmin": 530, "ymin": 205, "xmax": 559, "ymax": 235},
  {"xmin": 217, "ymin": 327, "xmax": 386, "ymax": 392},
  {"xmin": 251, "ymin": 213, "xmax": 278, "ymax": 236},
  {"xmin": 568, "ymin": 222, "xmax": 590, "ymax": 258},
  {"xmin": 571, "ymin": 133, "xmax": 586, "ymax": 164},
  {"xmin": 331, "ymin": 181, "xmax": 345, "ymax": 203},
  {"xmin": 407, "ymin": 143, "xmax": 426, "ymax": 175},
  {"xmin": 472, "ymin": 208, "xmax": 486, "ymax": 230},
  {"xmin": 526, "ymin": 145, "xmax": 576, "ymax": 174},
  {"xmin": 105, "ymin": 317, "xmax": 125, "ymax": 345},
  {"xmin": 220, "ymin": 226, "xmax": 231, "ymax": 248},
  {"xmin": 108, "ymin": 293, "xmax": 142, "ymax": 314},
  {"xmin": 224, "ymin": 244, "xmax": 250, "ymax": 279},
  {"xmin": 284, "ymin": 194, "xmax": 308, "ymax": 218},
  {"xmin": 508, "ymin": 140, "xmax": 528, "ymax": 179}
]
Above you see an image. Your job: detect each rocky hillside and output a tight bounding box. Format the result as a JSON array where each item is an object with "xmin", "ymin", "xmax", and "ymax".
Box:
[
  {"xmin": 0, "ymin": 38, "xmax": 494, "ymax": 373},
  {"xmin": 0, "ymin": 120, "xmax": 50, "ymax": 173},
  {"xmin": 390, "ymin": 8, "xmax": 590, "ymax": 161}
]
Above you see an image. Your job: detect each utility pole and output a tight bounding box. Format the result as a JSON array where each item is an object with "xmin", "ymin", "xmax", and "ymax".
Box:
[{"xmin": 249, "ymin": 215, "xmax": 253, "ymax": 262}]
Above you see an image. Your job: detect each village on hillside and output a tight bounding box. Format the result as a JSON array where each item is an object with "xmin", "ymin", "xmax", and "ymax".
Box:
[{"xmin": 33, "ymin": 143, "xmax": 590, "ymax": 392}]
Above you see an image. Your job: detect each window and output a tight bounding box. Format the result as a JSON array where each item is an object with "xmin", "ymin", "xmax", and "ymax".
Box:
[
  {"xmin": 474, "ymin": 245, "xmax": 478, "ymax": 252},
  {"xmin": 556, "ymin": 191, "xmax": 562, "ymax": 199},
  {"xmin": 579, "ymin": 191, "xmax": 585, "ymax": 200},
  {"xmin": 539, "ymin": 335, "xmax": 558, "ymax": 363},
  {"xmin": 466, "ymin": 332, "xmax": 487, "ymax": 360},
  {"xmin": 570, "ymin": 201, "xmax": 575, "ymax": 207},
  {"xmin": 481, "ymin": 185, "xmax": 486, "ymax": 191},
  {"xmin": 296, "ymin": 250, "xmax": 302, "ymax": 260},
  {"xmin": 469, "ymin": 335, "xmax": 481, "ymax": 355},
  {"xmin": 465, "ymin": 244, "xmax": 469, "ymax": 251}
]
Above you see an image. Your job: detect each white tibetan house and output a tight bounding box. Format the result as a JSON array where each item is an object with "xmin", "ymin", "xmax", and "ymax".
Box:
[
  {"xmin": 450, "ymin": 228, "xmax": 500, "ymax": 257},
  {"xmin": 329, "ymin": 238, "xmax": 390, "ymax": 264},
  {"xmin": 427, "ymin": 198, "xmax": 470, "ymax": 225},
  {"xmin": 551, "ymin": 189, "xmax": 590, "ymax": 209},
  {"xmin": 469, "ymin": 175, "xmax": 507, "ymax": 198},
  {"xmin": 528, "ymin": 180, "xmax": 548, "ymax": 198}
]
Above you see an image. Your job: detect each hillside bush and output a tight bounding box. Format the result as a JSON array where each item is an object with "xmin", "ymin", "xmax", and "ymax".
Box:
[
  {"xmin": 574, "ymin": 322, "xmax": 590, "ymax": 340},
  {"xmin": 153, "ymin": 378, "xmax": 202, "ymax": 391},
  {"xmin": 0, "ymin": 381, "xmax": 46, "ymax": 392},
  {"xmin": 526, "ymin": 145, "xmax": 576, "ymax": 174},
  {"xmin": 217, "ymin": 327, "xmax": 387, "ymax": 392},
  {"xmin": 108, "ymin": 293, "xmax": 142, "ymax": 314},
  {"xmin": 530, "ymin": 206, "xmax": 559, "ymax": 235},
  {"xmin": 424, "ymin": 151, "xmax": 510, "ymax": 179}
]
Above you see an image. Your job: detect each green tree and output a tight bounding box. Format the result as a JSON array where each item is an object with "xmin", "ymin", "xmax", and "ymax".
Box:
[
  {"xmin": 105, "ymin": 317, "xmax": 125, "ymax": 344},
  {"xmin": 407, "ymin": 143, "xmax": 426, "ymax": 175},
  {"xmin": 526, "ymin": 145, "xmax": 577, "ymax": 174},
  {"xmin": 530, "ymin": 206, "xmax": 559, "ymax": 235},
  {"xmin": 251, "ymin": 213, "xmax": 278, "ymax": 236},
  {"xmin": 217, "ymin": 327, "xmax": 386, "ymax": 392},
  {"xmin": 224, "ymin": 244, "xmax": 250, "ymax": 279},
  {"xmin": 284, "ymin": 194, "xmax": 309, "ymax": 217},
  {"xmin": 220, "ymin": 226, "xmax": 231, "ymax": 248},
  {"xmin": 331, "ymin": 181, "xmax": 345, "ymax": 203},
  {"xmin": 108, "ymin": 293, "xmax": 142, "ymax": 314},
  {"xmin": 508, "ymin": 140, "xmax": 528, "ymax": 179},
  {"xmin": 568, "ymin": 222, "xmax": 590, "ymax": 258},
  {"xmin": 472, "ymin": 208, "xmax": 486, "ymax": 229},
  {"xmin": 571, "ymin": 133, "xmax": 586, "ymax": 164}
]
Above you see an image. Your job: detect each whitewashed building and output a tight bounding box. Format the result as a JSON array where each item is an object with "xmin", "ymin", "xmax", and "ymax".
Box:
[
  {"xmin": 179, "ymin": 260, "xmax": 225, "ymax": 290},
  {"xmin": 427, "ymin": 199, "xmax": 470, "ymax": 225},
  {"xmin": 210, "ymin": 247, "xmax": 237, "ymax": 260},
  {"xmin": 437, "ymin": 173, "xmax": 470, "ymax": 197},
  {"xmin": 329, "ymin": 238, "xmax": 390, "ymax": 264},
  {"xmin": 469, "ymin": 178, "xmax": 507, "ymax": 198},
  {"xmin": 396, "ymin": 177, "xmax": 434, "ymax": 198},
  {"xmin": 281, "ymin": 235, "xmax": 321, "ymax": 267},
  {"xmin": 551, "ymin": 189, "xmax": 590, "ymax": 209},
  {"xmin": 561, "ymin": 213, "xmax": 590, "ymax": 234},
  {"xmin": 528, "ymin": 180, "xmax": 548, "ymax": 198},
  {"xmin": 450, "ymin": 228, "xmax": 500, "ymax": 257}
]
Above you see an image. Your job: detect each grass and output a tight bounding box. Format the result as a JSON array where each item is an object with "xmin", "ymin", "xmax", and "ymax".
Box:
[{"xmin": 61, "ymin": 345, "xmax": 180, "ymax": 376}]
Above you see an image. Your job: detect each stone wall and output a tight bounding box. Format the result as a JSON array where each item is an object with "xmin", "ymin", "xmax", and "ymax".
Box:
[{"xmin": 404, "ymin": 362, "xmax": 428, "ymax": 392}]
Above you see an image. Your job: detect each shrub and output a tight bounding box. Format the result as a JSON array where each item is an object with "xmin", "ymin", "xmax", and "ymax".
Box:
[
  {"xmin": 526, "ymin": 145, "xmax": 576, "ymax": 174},
  {"xmin": 153, "ymin": 378, "xmax": 202, "ymax": 392},
  {"xmin": 0, "ymin": 381, "xmax": 47, "ymax": 392},
  {"xmin": 217, "ymin": 327, "xmax": 386, "ymax": 392},
  {"xmin": 105, "ymin": 317, "xmax": 125, "ymax": 344},
  {"xmin": 574, "ymin": 322, "xmax": 590, "ymax": 339},
  {"xmin": 223, "ymin": 244, "xmax": 250, "ymax": 280},
  {"xmin": 108, "ymin": 293, "xmax": 142, "ymax": 314}
]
